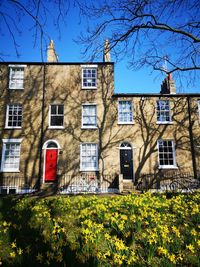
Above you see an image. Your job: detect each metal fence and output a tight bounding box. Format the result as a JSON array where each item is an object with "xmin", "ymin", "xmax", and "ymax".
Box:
[
  {"xmin": 58, "ymin": 174, "xmax": 119, "ymax": 194},
  {"xmin": 0, "ymin": 176, "xmax": 35, "ymax": 195},
  {"xmin": 137, "ymin": 170, "xmax": 200, "ymax": 192}
]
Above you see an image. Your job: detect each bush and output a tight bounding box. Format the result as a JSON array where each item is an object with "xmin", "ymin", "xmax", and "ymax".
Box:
[{"xmin": 0, "ymin": 192, "xmax": 200, "ymax": 266}]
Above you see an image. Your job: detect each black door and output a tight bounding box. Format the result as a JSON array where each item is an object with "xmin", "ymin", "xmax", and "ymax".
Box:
[{"xmin": 120, "ymin": 148, "xmax": 133, "ymax": 180}]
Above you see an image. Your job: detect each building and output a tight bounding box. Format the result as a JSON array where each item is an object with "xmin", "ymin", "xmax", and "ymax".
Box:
[{"xmin": 0, "ymin": 41, "xmax": 199, "ymax": 194}]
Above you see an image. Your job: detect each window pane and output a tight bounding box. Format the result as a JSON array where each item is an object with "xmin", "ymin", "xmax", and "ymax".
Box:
[
  {"xmin": 82, "ymin": 105, "xmax": 97, "ymax": 127},
  {"xmin": 50, "ymin": 105, "xmax": 64, "ymax": 127},
  {"xmin": 82, "ymin": 68, "xmax": 97, "ymax": 88},
  {"xmin": 158, "ymin": 140, "xmax": 175, "ymax": 167},
  {"xmin": 2, "ymin": 143, "xmax": 21, "ymax": 171},
  {"xmin": 157, "ymin": 100, "xmax": 171, "ymax": 122},
  {"xmin": 7, "ymin": 105, "xmax": 22, "ymax": 127},
  {"xmin": 51, "ymin": 105, "xmax": 57, "ymax": 114},
  {"xmin": 81, "ymin": 144, "xmax": 98, "ymax": 170},
  {"xmin": 9, "ymin": 67, "xmax": 24, "ymax": 89},
  {"xmin": 118, "ymin": 101, "xmax": 133, "ymax": 123},
  {"xmin": 58, "ymin": 105, "xmax": 64, "ymax": 114}
]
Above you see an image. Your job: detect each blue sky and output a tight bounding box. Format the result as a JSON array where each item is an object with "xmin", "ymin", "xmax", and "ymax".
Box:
[{"xmin": 0, "ymin": 1, "xmax": 199, "ymax": 94}]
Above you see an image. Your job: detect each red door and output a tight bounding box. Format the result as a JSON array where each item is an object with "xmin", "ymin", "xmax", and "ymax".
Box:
[{"xmin": 44, "ymin": 149, "xmax": 58, "ymax": 182}]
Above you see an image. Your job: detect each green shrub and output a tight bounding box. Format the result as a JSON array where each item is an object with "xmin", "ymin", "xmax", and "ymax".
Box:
[{"xmin": 0, "ymin": 193, "xmax": 199, "ymax": 266}]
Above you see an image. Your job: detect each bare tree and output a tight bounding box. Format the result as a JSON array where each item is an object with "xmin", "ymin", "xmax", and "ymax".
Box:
[
  {"xmin": 0, "ymin": 0, "xmax": 71, "ymax": 61},
  {"xmin": 79, "ymin": 0, "xmax": 200, "ymax": 83}
]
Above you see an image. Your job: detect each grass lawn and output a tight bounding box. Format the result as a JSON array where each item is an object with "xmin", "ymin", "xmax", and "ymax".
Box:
[{"xmin": 0, "ymin": 192, "xmax": 200, "ymax": 266}]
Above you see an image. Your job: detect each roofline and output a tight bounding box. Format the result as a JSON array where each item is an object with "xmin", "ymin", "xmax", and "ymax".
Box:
[
  {"xmin": 113, "ymin": 93, "xmax": 200, "ymax": 97},
  {"xmin": 0, "ymin": 61, "xmax": 114, "ymax": 66}
]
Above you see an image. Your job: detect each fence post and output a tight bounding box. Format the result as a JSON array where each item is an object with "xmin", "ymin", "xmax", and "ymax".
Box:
[{"xmin": 118, "ymin": 174, "xmax": 123, "ymax": 193}]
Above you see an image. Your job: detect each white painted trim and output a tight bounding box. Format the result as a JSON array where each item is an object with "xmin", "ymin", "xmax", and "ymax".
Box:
[
  {"xmin": 2, "ymin": 139, "xmax": 22, "ymax": 143},
  {"xmin": 82, "ymin": 86, "xmax": 97, "ymax": 90},
  {"xmin": 156, "ymin": 100, "xmax": 172, "ymax": 123},
  {"xmin": 5, "ymin": 127, "xmax": 22, "ymax": 129},
  {"xmin": 48, "ymin": 126, "xmax": 65, "ymax": 129},
  {"xmin": 157, "ymin": 139, "xmax": 177, "ymax": 168},
  {"xmin": 80, "ymin": 143, "xmax": 99, "ymax": 172},
  {"xmin": 9, "ymin": 66, "xmax": 25, "ymax": 90},
  {"xmin": 82, "ymin": 103, "xmax": 97, "ymax": 106},
  {"xmin": 9, "ymin": 65, "xmax": 27, "ymax": 67},
  {"xmin": 117, "ymin": 122, "xmax": 135, "ymax": 125},
  {"xmin": 42, "ymin": 140, "xmax": 61, "ymax": 149},
  {"xmin": 81, "ymin": 104, "xmax": 97, "ymax": 128},
  {"xmin": 81, "ymin": 64, "xmax": 98, "ymax": 68},
  {"xmin": 156, "ymin": 121, "xmax": 173, "ymax": 125},
  {"xmin": 49, "ymin": 104, "xmax": 64, "ymax": 128},
  {"xmin": 118, "ymin": 100, "xmax": 134, "ymax": 124},
  {"xmin": 5, "ymin": 104, "xmax": 22, "ymax": 129},
  {"xmin": 119, "ymin": 141, "xmax": 133, "ymax": 149},
  {"xmin": 158, "ymin": 166, "xmax": 178, "ymax": 169},
  {"xmin": 198, "ymin": 100, "xmax": 200, "ymax": 123},
  {"xmin": 81, "ymin": 126, "xmax": 98, "ymax": 130},
  {"xmin": 1, "ymin": 139, "xmax": 22, "ymax": 172},
  {"xmin": 81, "ymin": 67, "xmax": 97, "ymax": 89}
]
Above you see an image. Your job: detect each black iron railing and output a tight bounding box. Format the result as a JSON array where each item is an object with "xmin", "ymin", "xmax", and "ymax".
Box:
[
  {"xmin": 137, "ymin": 170, "xmax": 200, "ymax": 192},
  {"xmin": 58, "ymin": 174, "xmax": 119, "ymax": 194},
  {"xmin": 0, "ymin": 176, "xmax": 35, "ymax": 195}
]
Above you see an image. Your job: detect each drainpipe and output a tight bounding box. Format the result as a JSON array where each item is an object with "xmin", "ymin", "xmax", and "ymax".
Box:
[
  {"xmin": 187, "ymin": 96, "xmax": 197, "ymax": 179},
  {"xmin": 37, "ymin": 64, "xmax": 46, "ymax": 190}
]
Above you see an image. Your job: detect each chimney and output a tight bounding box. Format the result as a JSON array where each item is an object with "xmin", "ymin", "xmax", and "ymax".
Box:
[
  {"xmin": 103, "ymin": 40, "xmax": 111, "ymax": 62},
  {"xmin": 160, "ymin": 73, "xmax": 176, "ymax": 94},
  {"xmin": 47, "ymin": 40, "xmax": 58, "ymax": 62}
]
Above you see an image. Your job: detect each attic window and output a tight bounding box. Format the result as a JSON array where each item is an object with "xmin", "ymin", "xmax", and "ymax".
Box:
[
  {"xmin": 9, "ymin": 65, "xmax": 26, "ymax": 89},
  {"xmin": 81, "ymin": 66, "xmax": 97, "ymax": 89}
]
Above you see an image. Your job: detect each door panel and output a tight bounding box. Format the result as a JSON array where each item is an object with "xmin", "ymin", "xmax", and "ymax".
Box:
[
  {"xmin": 44, "ymin": 149, "xmax": 58, "ymax": 182},
  {"xmin": 120, "ymin": 149, "xmax": 133, "ymax": 179}
]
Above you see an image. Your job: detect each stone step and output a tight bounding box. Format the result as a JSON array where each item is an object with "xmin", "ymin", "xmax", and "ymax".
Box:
[
  {"xmin": 123, "ymin": 181, "xmax": 135, "ymax": 190},
  {"xmin": 39, "ymin": 183, "xmax": 58, "ymax": 196}
]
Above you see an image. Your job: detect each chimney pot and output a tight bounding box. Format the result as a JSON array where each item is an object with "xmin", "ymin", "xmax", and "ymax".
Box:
[
  {"xmin": 160, "ymin": 74, "xmax": 176, "ymax": 94},
  {"xmin": 103, "ymin": 40, "xmax": 111, "ymax": 62},
  {"xmin": 47, "ymin": 39, "xmax": 58, "ymax": 62}
]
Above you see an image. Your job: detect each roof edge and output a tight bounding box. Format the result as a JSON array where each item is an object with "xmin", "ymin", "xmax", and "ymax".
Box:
[
  {"xmin": 113, "ymin": 93, "xmax": 200, "ymax": 97},
  {"xmin": 0, "ymin": 61, "xmax": 115, "ymax": 65}
]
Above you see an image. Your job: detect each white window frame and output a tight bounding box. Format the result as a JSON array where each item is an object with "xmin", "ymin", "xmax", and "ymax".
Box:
[
  {"xmin": 198, "ymin": 100, "xmax": 200, "ymax": 123},
  {"xmin": 157, "ymin": 139, "xmax": 177, "ymax": 169},
  {"xmin": 5, "ymin": 104, "xmax": 22, "ymax": 129},
  {"xmin": 1, "ymin": 139, "xmax": 22, "ymax": 172},
  {"xmin": 81, "ymin": 65, "xmax": 97, "ymax": 89},
  {"xmin": 156, "ymin": 100, "xmax": 172, "ymax": 124},
  {"xmin": 80, "ymin": 143, "xmax": 98, "ymax": 171},
  {"xmin": 9, "ymin": 65, "xmax": 26, "ymax": 90},
  {"xmin": 118, "ymin": 100, "xmax": 134, "ymax": 124},
  {"xmin": 82, "ymin": 104, "xmax": 97, "ymax": 129},
  {"xmin": 49, "ymin": 104, "xmax": 64, "ymax": 129}
]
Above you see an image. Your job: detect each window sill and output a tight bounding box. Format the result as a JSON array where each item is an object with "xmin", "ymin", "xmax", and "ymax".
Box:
[
  {"xmin": 158, "ymin": 166, "xmax": 178, "ymax": 170},
  {"xmin": 0, "ymin": 170, "xmax": 20, "ymax": 173},
  {"xmin": 118, "ymin": 122, "xmax": 135, "ymax": 125},
  {"xmin": 82, "ymin": 87, "xmax": 97, "ymax": 90},
  {"xmin": 8, "ymin": 88, "xmax": 24, "ymax": 90},
  {"xmin": 48, "ymin": 126, "xmax": 65, "ymax": 129},
  {"xmin": 5, "ymin": 127, "xmax": 22, "ymax": 129},
  {"xmin": 81, "ymin": 126, "xmax": 98, "ymax": 130},
  {"xmin": 156, "ymin": 122, "xmax": 173, "ymax": 125},
  {"xmin": 80, "ymin": 169, "xmax": 99, "ymax": 172}
]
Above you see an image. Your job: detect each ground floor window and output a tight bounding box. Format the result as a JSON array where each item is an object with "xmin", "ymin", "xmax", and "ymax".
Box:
[
  {"xmin": 157, "ymin": 140, "xmax": 176, "ymax": 168},
  {"xmin": 80, "ymin": 143, "xmax": 98, "ymax": 171},
  {"xmin": 1, "ymin": 139, "xmax": 22, "ymax": 172}
]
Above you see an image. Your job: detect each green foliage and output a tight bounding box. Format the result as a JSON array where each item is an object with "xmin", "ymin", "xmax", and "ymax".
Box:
[{"xmin": 0, "ymin": 193, "xmax": 200, "ymax": 266}]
